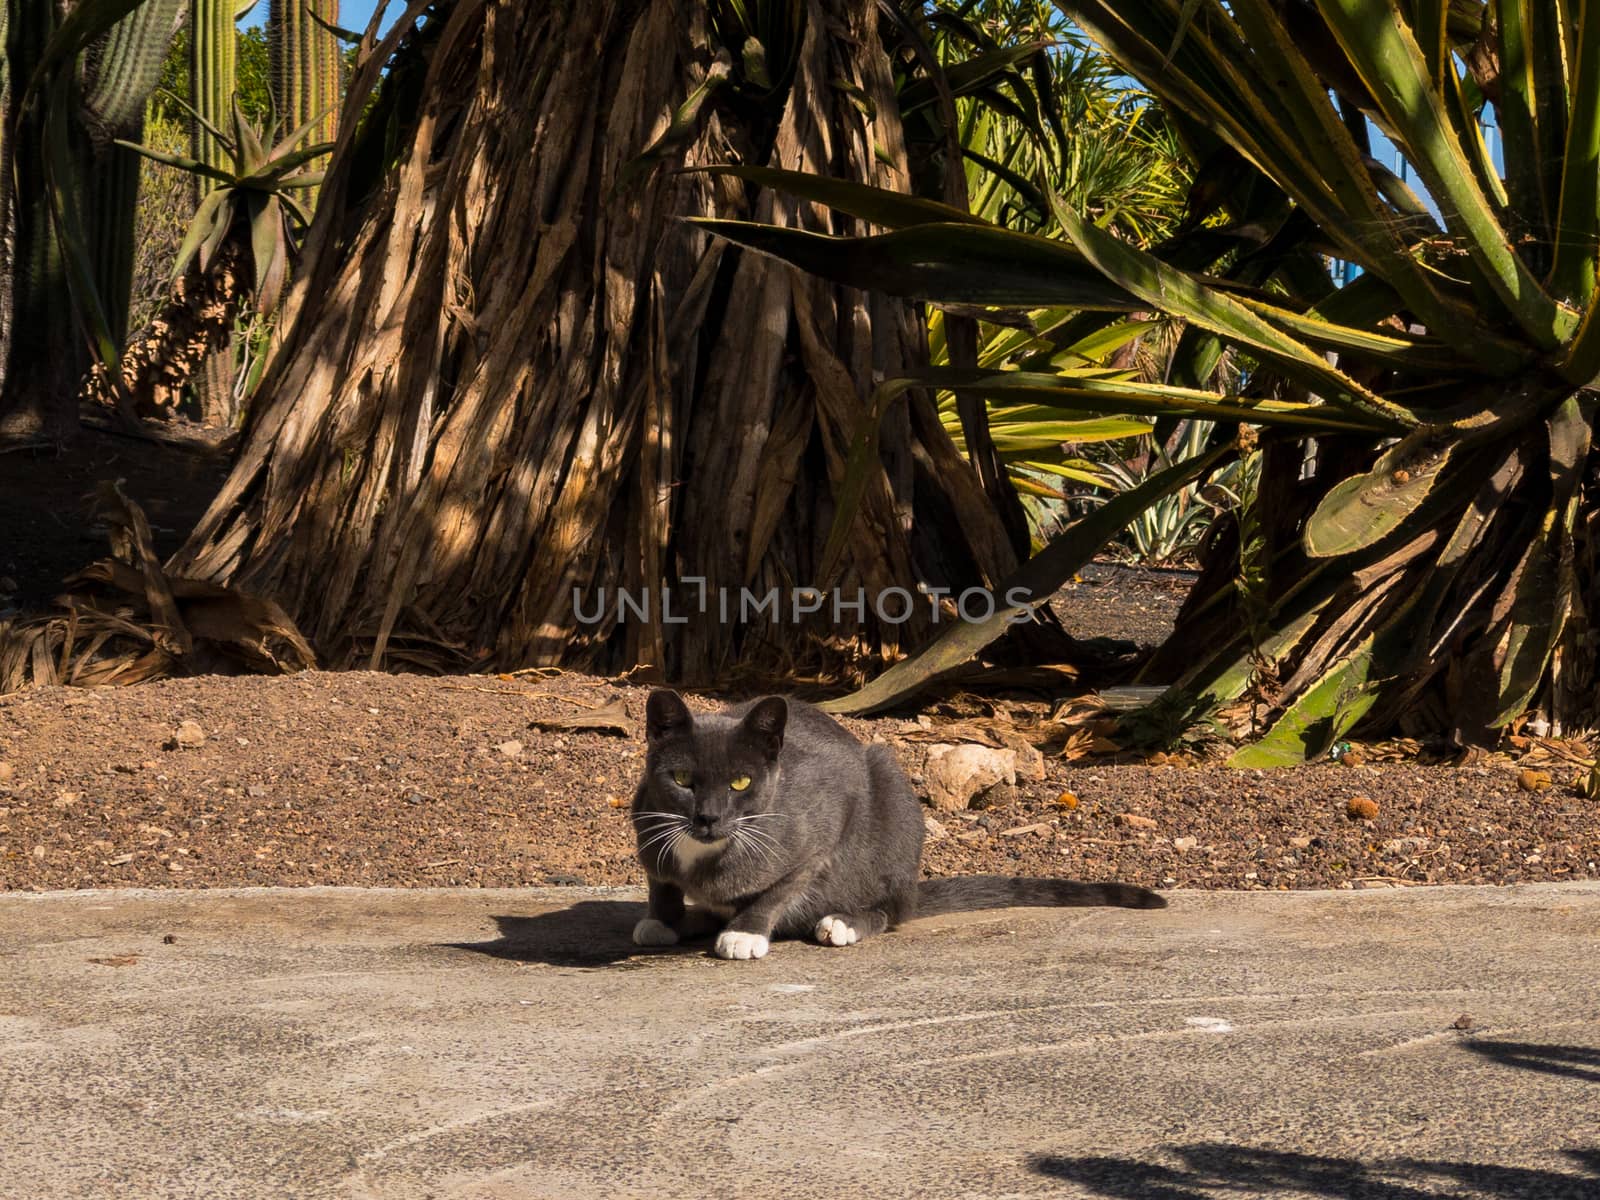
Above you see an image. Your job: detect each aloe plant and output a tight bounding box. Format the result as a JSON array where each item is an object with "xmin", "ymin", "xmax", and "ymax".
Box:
[
  {"xmin": 122, "ymin": 98, "xmax": 332, "ymax": 314},
  {"xmin": 696, "ymin": 0, "xmax": 1600, "ymax": 756}
]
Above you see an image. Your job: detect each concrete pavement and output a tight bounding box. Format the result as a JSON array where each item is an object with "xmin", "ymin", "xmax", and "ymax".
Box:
[{"xmin": 2, "ymin": 882, "xmax": 1598, "ymax": 1199}]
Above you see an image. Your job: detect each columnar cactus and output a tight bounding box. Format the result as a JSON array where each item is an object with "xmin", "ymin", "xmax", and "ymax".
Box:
[
  {"xmin": 190, "ymin": 0, "xmax": 248, "ymax": 177},
  {"xmin": 269, "ymin": 1, "xmax": 341, "ymax": 156},
  {"xmin": 82, "ymin": 0, "xmax": 186, "ymax": 342}
]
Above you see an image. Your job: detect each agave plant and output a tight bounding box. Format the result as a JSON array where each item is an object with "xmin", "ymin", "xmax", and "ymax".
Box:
[
  {"xmin": 694, "ymin": 0, "xmax": 1600, "ymax": 762},
  {"xmin": 76, "ymin": 98, "xmax": 330, "ymax": 417},
  {"xmin": 122, "ymin": 98, "xmax": 331, "ymax": 314}
]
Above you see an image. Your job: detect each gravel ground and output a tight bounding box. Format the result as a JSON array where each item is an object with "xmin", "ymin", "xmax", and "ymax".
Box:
[{"xmin": 3, "ymin": 667, "xmax": 1596, "ymax": 895}]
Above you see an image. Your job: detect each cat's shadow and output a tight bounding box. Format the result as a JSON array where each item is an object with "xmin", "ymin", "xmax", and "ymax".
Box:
[{"xmin": 447, "ymin": 902, "xmax": 714, "ymax": 969}]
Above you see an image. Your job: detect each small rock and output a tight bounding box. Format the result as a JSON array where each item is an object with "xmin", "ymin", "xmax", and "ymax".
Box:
[
  {"xmin": 1450, "ymin": 1013, "xmax": 1475, "ymax": 1030},
  {"xmin": 0, "ymin": 762, "xmax": 14, "ymax": 783},
  {"xmin": 1172, "ymin": 836, "xmax": 1198, "ymax": 851},
  {"xmin": 995, "ymin": 731, "xmax": 1047, "ymax": 781},
  {"xmin": 1346, "ymin": 796, "xmax": 1379, "ymax": 821},
  {"xmin": 922, "ymin": 744, "xmax": 1017, "ymax": 812},
  {"xmin": 496, "ymin": 739, "xmax": 524, "ymax": 759},
  {"xmin": 1115, "ymin": 813, "xmax": 1158, "ymax": 830},
  {"xmin": 923, "ymin": 815, "xmax": 948, "ymax": 841},
  {"xmin": 970, "ymin": 781, "xmax": 1015, "ymax": 810},
  {"xmin": 166, "ymin": 860, "xmax": 184, "ymax": 874},
  {"xmin": 1517, "ymin": 768, "xmax": 1553, "ymax": 793},
  {"xmin": 246, "ymin": 784, "xmax": 269, "ymax": 798},
  {"xmin": 1288, "ymin": 835, "xmax": 1313, "ymax": 849},
  {"xmin": 403, "ymin": 792, "xmax": 430, "ymax": 805},
  {"xmin": 107, "ymin": 853, "xmax": 134, "ymax": 866},
  {"xmin": 162, "ymin": 934, "xmax": 178, "ymax": 945},
  {"xmin": 999, "ymin": 822, "xmax": 1051, "ymax": 838},
  {"xmin": 169, "ymin": 721, "xmax": 206, "ymax": 750}
]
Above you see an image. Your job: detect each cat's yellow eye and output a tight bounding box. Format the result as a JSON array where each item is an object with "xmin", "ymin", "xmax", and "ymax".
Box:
[
  {"xmin": 672, "ymin": 770, "xmax": 692, "ymax": 787},
  {"xmin": 729, "ymin": 775, "xmax": 752, "ymax": 791}
]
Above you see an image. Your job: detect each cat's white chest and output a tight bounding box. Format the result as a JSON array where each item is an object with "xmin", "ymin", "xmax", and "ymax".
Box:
[{"xmin": 674, "ymin": 836, "xmax": 727, "ymax": 873}]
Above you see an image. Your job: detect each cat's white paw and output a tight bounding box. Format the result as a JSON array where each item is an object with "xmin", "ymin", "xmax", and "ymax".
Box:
[
  {"xmin": 814, "ymin": 915, "xmax": 859, "ymax": 947},
  {"xmin": 714, "ymin": 930, "xmax": 770, "ymax": 960},
  {"xmin": 633, "ymin": 917, "xmax": 679, "ymax": 947}
]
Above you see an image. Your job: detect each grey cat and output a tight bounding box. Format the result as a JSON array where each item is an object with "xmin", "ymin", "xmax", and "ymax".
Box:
[{"xmin": 630, "ymin": 690, "xmax": 1165, "ymax": 960}]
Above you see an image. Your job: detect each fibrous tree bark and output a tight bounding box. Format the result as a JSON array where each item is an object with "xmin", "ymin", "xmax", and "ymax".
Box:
[{"xmin": 175, "ymin": 0, "xmax": 1015, "ymax": 681}]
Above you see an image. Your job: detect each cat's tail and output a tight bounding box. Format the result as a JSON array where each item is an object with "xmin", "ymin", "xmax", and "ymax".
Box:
[{"xmin": 915, "ymin": 875, "xmax": 1166, "ymax": 917}]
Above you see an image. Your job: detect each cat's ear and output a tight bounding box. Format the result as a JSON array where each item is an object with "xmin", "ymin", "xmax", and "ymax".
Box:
[
  {"xmin": 645, "ymin": 690, "xmax": 692, "ymax": 744},
  {"xmin": 740, "ymin": 696, "xmax": 788, "ymax": 759}
]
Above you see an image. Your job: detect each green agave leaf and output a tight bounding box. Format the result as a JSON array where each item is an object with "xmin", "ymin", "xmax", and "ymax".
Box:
[
  {"xmin": 1303, "ymin": 428, "xmax": 1456, "ymax": 557},
  {"xmin": 1227, "ymin": 634, "xmax": 1381, "ymax": 767},
  {"xmin": 1186, "ymin": 598, "xmax": 1333, "ymax": 710},
  {"xmin": 694, "ymin": 166, "xmax": 989, "ymax": 228},
  {"xmin": 898, "ymin": 43, "xmax": 1043, "ymax": 115},
  {"xmin": 240, "ymin": 141, "xmax": 336, "ymax": 186},
  {"xmin": 269, "ymin": 105, "xmax": 340, "ymax": 160},
  {"xmin": 924, "ymin": 368, "xmax": 1390, "ymax": 433},
  {"xmin": 615, "ymin": 52, "xmax": 732, "ymax": 193},
  {"xmin": 999, "ymin": 457, "xmax": 1115, "ymax": 488},
  {"xmin": 231, "ymin": 100, "xmax": 265, "ymax": 174},
  {"xmin": 1012, "ymin": 475, "xmax": 1069, "ymax": 500},
  {"xmin": 820, "ymin": 445, "xmax": 1233, "ymax": 715},
  {"xmin": 988, "ymin": 421, "xmax": 1151, "ymax": 449},
  {"xmin": 248, "ymin": 194, "xmax": 289, "ymax": 314},
  {"xmin": 1549, "ymin": 2, "xmax": 1600, "ymax": 308},
  {"xmin": 1234, "ymin": 296, "xmax": 1480, "ymax": 374},
  {"xmin": 1491, "ymin": 396, "xmax": 1592, "ymax": 725},
  {"xmin": 689, "ymin": 219, "xmax": 1140, "ymax": 309},
  {"xmin": 1314, "ymin": 0, "xmax": 1576, "ymax": 349},
  {"xmin": 1048, "ymin": 194, "xmax": 1418, "ymax": 429},
  {"xmin": 112, "ymin": 138, "xmax": 234, "ymax": 185},
  {"xmin": 172, "ymin": 188, "xmax": 232, "ymax": 280}
]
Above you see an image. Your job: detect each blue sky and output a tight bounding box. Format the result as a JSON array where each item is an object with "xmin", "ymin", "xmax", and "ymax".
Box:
[{"xmin": 240, "ymin": 2, "xmax": 392, "ymax": 34}]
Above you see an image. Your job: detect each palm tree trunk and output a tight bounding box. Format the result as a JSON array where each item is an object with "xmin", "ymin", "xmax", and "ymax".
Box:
[{"xmin": 174, "ymin": 0, "xmax": 1014, "ymax": 681}]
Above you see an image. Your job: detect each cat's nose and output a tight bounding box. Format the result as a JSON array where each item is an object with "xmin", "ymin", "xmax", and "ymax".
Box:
[{"xmin": 693, "ymin": 816, "xmax": 721, "ymax": 838}]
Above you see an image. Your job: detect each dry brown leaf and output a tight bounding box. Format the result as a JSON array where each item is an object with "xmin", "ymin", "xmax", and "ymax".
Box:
[{"xmin": 529, "ymin": 699, "xmax": 636, "ymax": 739}]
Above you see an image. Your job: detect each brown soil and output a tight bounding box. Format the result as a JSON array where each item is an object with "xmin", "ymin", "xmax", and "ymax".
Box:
[
  {"xmin": 3, "ymin": 668, "xmax": 1596, "ymax": 895},
  {"xmin": 2, "ymin": 430, "xmax": 1597, "ymax": 898}
]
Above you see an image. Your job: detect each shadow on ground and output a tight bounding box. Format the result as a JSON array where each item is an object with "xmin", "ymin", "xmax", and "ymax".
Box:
[
  {"xmin": 446, "ymin": 902, "xmax": 653, "ymax": 967},
  {"xmin": 1029, "ymin": 1144, "xmax": 1600, "ymax": 1199},
  {"xmin": 1462, "ymin": 1040, "xmax": 1600, "ymax": 1084}
]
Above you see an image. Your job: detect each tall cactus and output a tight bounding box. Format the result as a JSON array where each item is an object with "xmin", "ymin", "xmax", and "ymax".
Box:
[
  {"xmin": 0, "ymin": 0, "xmax": 75, "ymax": 438},
  {"xmin": 81, "ymin": 0, "xmax": 186, "ymax": 343},
  {"xmin": 269, "ymin": 1, "xmax": 340, "ymax": 173},
  {"xmin": 190, "ymin": 1, "xmax": 246, "ymax": 180}
]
